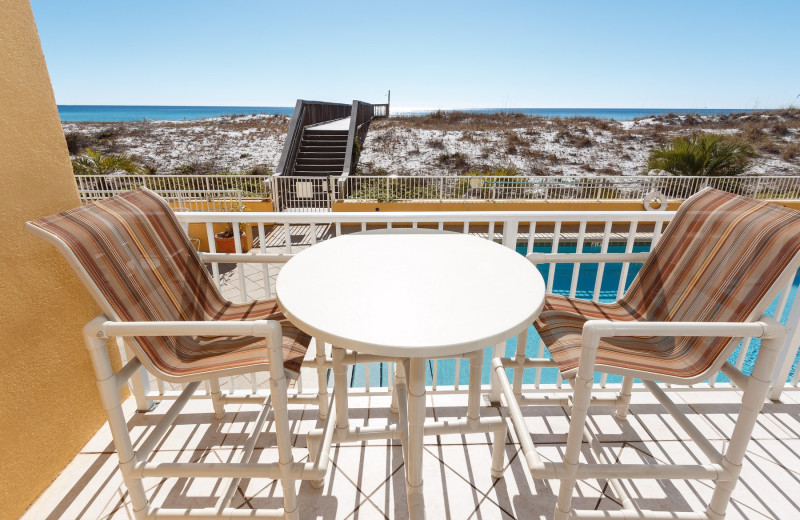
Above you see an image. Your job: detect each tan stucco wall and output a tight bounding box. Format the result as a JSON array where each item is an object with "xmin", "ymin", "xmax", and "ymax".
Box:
[{"xmin": 0, "ymin": 2, "xmax": 123, "ymax": 517}]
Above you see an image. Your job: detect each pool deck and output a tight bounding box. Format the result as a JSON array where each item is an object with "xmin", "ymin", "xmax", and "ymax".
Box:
[{"xmin": 23, "ymin": 387, "xmax": 800, "ymax": 519}]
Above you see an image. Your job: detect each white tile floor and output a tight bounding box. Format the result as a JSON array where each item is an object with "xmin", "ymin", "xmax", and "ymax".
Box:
[{"xmin": 23, "ymin": 387, "xmax": 800, "ymax": 519}]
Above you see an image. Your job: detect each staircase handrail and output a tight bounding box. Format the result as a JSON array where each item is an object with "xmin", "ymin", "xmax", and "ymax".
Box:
[{"xmin": 341, "ymin": 100, "xmax": 388, "ymax": 181}]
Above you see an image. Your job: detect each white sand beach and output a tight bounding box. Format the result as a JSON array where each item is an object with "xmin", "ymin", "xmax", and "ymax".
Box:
[{"xmin": 62, "ymin": 110, "xmax": 800, "ymax": 177}]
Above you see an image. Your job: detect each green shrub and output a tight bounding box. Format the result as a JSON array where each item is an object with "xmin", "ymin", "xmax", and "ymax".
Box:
[
  {"xmin": 71, "ymin": 149, "xmax": 143, "ymax": 175},
  {"xmin": 646, "ymin": 133, "xmax": 756, "ymax": 177}
]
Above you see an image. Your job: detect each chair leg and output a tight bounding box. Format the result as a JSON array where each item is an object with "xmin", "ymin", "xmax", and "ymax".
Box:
[
  {"xmin": 555, "ymin": 334, "xmax": 600, "ymax": 520},
  {"xmin": 466, "ymin": 350, "xmax": 506, "ymax": 477},
  {"xmin": 706, "ymin": 330, "xmax": 786, "ymax": 520},
  {"xmin": 209, "ymin": 378, "xmax": 226, "ymax": 419},
  {"xmin": 120, "ymin": 338, "xmax": 155, "ymax": 413},
  {"xmin": 84, "ymin": 319, "xmax": 150, "ymax": 519},
  {"xmin": 615, "ymin": 375, "xmax": 635, "ymax": 421},
  {"xmin": 265, "ymin": 326, "xmax": 299, "ymax": 520},
  {"xmin": 310, "ymin": 345, "xmax": 349, "ymax": 490},
  {"xmin": 315, "ymin": 338, "xmax": 329, "ymax": 420}
]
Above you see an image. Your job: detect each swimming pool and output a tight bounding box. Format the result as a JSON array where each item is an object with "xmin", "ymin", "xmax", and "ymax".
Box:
[{"xmin": 349, "ymin": 244, "xmax": 800, "ymax": 388}]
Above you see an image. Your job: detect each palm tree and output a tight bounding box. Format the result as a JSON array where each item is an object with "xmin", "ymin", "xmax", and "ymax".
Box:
[
  {"xmin": 646, "ymin": 133, "xmax": 756, "ymax": 177},
  {"xmin": 71, "ymin": 148, "xmax": 143, "ymax": 176}
]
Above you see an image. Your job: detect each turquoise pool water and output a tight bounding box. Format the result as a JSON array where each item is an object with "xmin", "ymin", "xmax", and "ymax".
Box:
[{"xmin": 350, "ymin": 244, "xmax": 800, "ymax": 388}]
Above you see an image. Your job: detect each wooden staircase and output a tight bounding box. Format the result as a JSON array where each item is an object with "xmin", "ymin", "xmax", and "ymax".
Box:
[
  {"xmin": 293, "ymin": 127, "xmax": 349, "ymax": 176},
  {"xmin": 273, "ymin": 99, "xmax": 389, "ymax": 211}
]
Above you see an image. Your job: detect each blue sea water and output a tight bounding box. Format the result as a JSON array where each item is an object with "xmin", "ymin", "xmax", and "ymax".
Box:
[
  {"xmin": 57, "ymin": 105, "xmax": 755, "ymax": 123},
  {"xmin": 396, "ymin": 107, "xmax": 756, "ymax": 120},
  {"xmin": 58, "ymin": 105, "xmax": 296, "ymax": 122},
  {"xmin": 349, "ymin": 244, "xmax": 800, "ymax": 388}
]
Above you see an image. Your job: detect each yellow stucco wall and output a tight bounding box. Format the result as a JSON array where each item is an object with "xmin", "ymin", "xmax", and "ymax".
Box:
[
  {"xmin": 0, "ymin": 2, "xmax": 123, "ymax": 517},
  {"xmin": 178, "ymin": 200, "xmax": 272, "ymax": 252}
]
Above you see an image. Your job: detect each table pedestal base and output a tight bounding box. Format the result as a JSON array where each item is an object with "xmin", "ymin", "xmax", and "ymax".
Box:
[{"xmin": 308, "ymin": 348, "xmax": 507, "ymax": 520}]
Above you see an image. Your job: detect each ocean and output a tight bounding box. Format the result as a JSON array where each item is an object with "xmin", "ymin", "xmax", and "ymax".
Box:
[{"xmin": 57, "ymin": 105, "xmax": 755, "ymax": 123}]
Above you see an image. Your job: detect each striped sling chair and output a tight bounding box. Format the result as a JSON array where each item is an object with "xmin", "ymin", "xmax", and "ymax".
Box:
[
  {"xmin": 492, "ymin": 188, "xmax": 800, "ymax": 520},
  {"xmin": 26, "ymin": 188, "xmax": 330, "ymax": 520}
]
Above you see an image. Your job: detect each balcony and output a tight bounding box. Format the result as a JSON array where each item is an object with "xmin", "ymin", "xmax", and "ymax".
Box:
[{"xmin": 21, "ymin": 208, "xmax": 800, "ymax": 519}]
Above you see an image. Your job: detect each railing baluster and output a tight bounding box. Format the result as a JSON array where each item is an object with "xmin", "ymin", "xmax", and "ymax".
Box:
[
  {"xmin": 569, "ymin": 222, "xmax": 586, "ymax": 298},
  {"xmin": 546, "ymin": 221, "xmax": 561, "ymax": 294},
  {"xmin": 205, "ymin": 222, "xmax": 220, "ymax": 288},
  {"xmin": 592, "ymin": 221, "xmax": 612, "ymax": 302},
  {"xmin": 258, "ymin": 222, "xmax": 271, "ymax": 298},
  {"xmin": 284, "ymin": 223, "xmax": 292, "ymax": 253},
  {"xmin": 616, "ymin": 221, "xmax": 638, "ymax": 299},
  {"xmin": 652, "ymin": 220, "xmax": 664, "ymax": 247},
  {"xmin": 233, "ymin": 221, "xmax": 247, "ymax": 302},
  {"xmin": 734, "ymin": 338, "xmax": 752, "ymax": 370},
  {"xmin": 526, "ymin": 221, "xmax": 536, "ymax": 255},
  {"xmin": 310, "ymin": 222, "xmax": 317, "ymax": 245}
]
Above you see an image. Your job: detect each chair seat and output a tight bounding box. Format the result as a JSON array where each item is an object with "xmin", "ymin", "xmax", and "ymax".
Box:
[
  {"xmin": 534, "ymin": 294, "xmax": 726, "ymax": 380},
  {"xmin": 139, "ymin": 298, "xmax": 311, "ymax": 380}
]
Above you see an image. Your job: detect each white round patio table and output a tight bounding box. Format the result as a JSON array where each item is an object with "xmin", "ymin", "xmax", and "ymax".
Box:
[{"xmin": 276, "ymin": 231, "xmax": 545, "ymax": 519}]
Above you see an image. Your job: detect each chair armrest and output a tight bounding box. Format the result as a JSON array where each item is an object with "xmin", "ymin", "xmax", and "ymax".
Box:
[
  {"xmin": 100, "ymin": 320, "xmax": 281, "ymax": 338},
  {"xmin": 582, "ymin": 318, "xmax": 783, "ymax": 341},
  {"xmin": 199, "ymin": 252, "xmax": 292, "ymax": 264},
  {"xmin": 526, "ymin": 252, "xmax": 650, "ymax": 265}
]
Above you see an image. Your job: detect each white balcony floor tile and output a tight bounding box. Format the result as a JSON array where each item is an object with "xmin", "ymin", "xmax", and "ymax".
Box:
[{"xmin": 23, "ymin": 389, "xmax": 800, "ymax": 519}]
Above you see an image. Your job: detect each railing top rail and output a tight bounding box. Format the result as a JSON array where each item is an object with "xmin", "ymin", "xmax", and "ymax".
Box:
[
  {"xmin": 80, "ymin": 188, "xmax": 244, "ymax": 195},
  {"xmin": 295, "ymin": 99, "xmax": 354, "ymax": 108},
  {"xmin": 174, "ymin": 209, "xmax": 677, "ymax": 224},
  {"xmin": 340, "ymin": 174, "xmax": 800, "ymax": 181},
  {"xmin": 75, "ymin": 174, "xmax": 271, "ymax": 179},
  {"xmin": 73, "ymin": 173, "xmax": 800, "ymax": 181}
]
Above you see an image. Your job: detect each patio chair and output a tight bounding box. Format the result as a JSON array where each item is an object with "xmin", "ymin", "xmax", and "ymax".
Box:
[
  {"xmin": 492, "ymin": 188, "xmax": 800, "ymax": 520},
  {"xmin": 26, "ymin": 188, "xmax": 334, "ymax": 519}
]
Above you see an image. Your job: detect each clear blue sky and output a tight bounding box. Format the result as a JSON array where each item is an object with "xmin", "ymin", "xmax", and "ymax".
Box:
[{"xmin": 31, "ymin": 0, "xmax": 800, "ymax": 109}]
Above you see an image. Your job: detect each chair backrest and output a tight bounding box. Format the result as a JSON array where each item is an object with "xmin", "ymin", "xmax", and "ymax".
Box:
[
  {"xmin": 620, "ymin": 188, "xmax": 800, "ymax": 375},
  {"xmin": 26, "ymin": 188, "xmax": 232, "ymax": 379},
  {"xmin": 27, "ymin": 187, "xmax": 225, "ymax": 323}
]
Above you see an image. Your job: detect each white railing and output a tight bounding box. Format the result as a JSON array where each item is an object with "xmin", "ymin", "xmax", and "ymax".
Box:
[
  {"xmin": 122, "ymin": 209, "xmax": 800, "ymax": 406},
  {"xmin": 75, "ymin": 174, "xmax": 800, "ymax": 211},
  {"xmin": 270, "ymin": 175, "xmax": 332, "ymax": 212},
  {"xmin": 75, "ymin": 174, "xmax": 270, "ymax": 199},
  {"xmin": 80, "ymin": 188, "xmax": 244, "ymax": 212},
  {"xmin": 339, "ymin": 175, "xmax": 800, "ymax": 202}
]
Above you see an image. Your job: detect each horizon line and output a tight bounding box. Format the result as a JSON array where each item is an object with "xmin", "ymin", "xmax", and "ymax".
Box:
[{"xmin": 56, "ymin": 104, "xmax": 774, "ymax": 111}]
